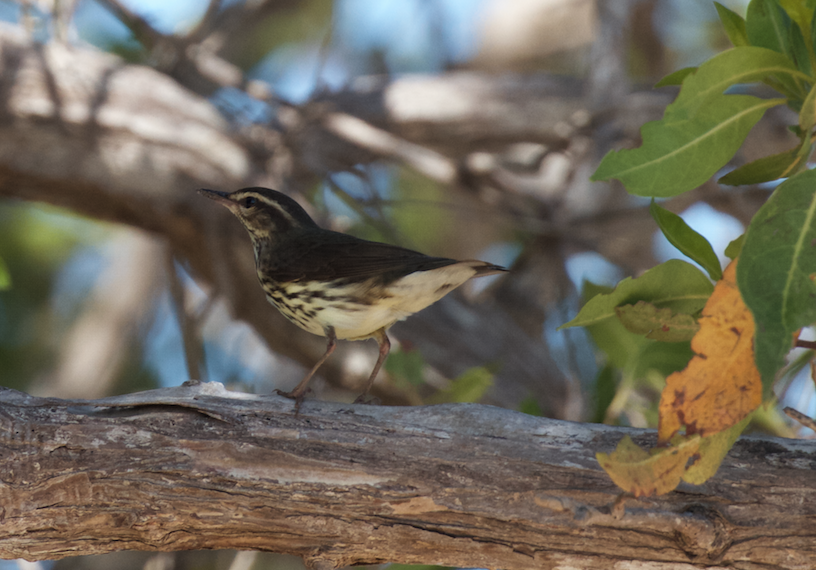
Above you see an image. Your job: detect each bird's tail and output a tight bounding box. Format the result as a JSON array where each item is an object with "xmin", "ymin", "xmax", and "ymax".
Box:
[{"xmin": 461, "ymin": 260, "xmax": 508, "ymax": 277}]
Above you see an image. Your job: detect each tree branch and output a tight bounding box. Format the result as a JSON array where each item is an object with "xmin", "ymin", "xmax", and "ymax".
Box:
[{"xmin": 1, "ymin": 384, "xmax": 814, "ymax": 569}]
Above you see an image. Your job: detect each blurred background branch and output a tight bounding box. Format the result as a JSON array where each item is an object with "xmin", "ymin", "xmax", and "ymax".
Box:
[{"xmin": 0, "ymin": 0, "xmax": 810, "ymax": 566}]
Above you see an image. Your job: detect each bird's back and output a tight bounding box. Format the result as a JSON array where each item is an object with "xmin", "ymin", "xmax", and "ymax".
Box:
[{"xmin": 262, "ymin": 229, "xmax": 463, "ymax": 284}]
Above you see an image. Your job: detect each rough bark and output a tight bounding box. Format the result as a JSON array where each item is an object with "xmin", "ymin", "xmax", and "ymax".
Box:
[{"xmin": 1, "ymin": 383, "xmax": 815, "ymax": 569}]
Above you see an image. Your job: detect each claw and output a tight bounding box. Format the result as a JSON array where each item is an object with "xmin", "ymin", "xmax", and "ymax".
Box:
[
  {"xmin": 275, "ymin": 388, "xmax": 308, "ymax": 416},
  {"xmin": 353, "ymin": 393, "xmax": 380, "ymax": 406}
]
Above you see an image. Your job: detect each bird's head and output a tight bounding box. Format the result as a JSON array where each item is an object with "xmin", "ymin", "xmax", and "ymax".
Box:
[{"xmin": 198, "ymin": 187, "xmax": 319, "ymax": 242}]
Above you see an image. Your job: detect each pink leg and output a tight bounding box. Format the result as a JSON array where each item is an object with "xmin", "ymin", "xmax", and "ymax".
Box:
[
  {"xmin": 354, "ymin": 328, "xmax": 390, "ymax": 404},
  {"xmin": 277, "ymin": 327, "xmax": 337, "ymax": 412}
]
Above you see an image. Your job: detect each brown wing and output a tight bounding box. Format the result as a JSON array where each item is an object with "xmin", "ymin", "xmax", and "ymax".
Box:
[{"xmin": 268, "ymin": 230, "xmax": 460, "ymax": 284}]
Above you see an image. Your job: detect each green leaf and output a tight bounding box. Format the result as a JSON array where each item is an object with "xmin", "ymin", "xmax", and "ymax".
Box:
[
  {"xmin": 581, "ymin": 280, "xmax": 614, "ymax": 300},
  {"xmin": 585, "ymin": 308, "xmax": 648, "ymax": 371},
  {"xmin": 577, "ymin": 281, "xmax": 648, "ymax": 371},
  {"xmin": 682, "ymin": 413, "xmax": 752, "ymax": 485},
  {"xmin": 779, "ymin": 0, "xmax": 811, "ymax": 31},
  {"xmin": 718, "ymin": 135, "xmax": 812, "ymax": 185},
  {"xmin": 737, "ymin": 169, "xmax": 816, "ymax": 393},
  {"xmin": 715, "ymin": 2, "xmax": 750, "ymax": 47},
  {"xmin": 668, "ymin": 47, "xmax": 802, "ymax": 117},
  {"xmin": 385, "ymin": 348, "xmax": 426, "ymax": 386},
  {"xmin": 591, "ymin": 364, "xmax": 618, "ymax": 424},
  {"xmin": 593, "ymin": 94, "xmax": 785, "ymax": 197},
  {"xmin": 629, "ymin": 341, "xmax": 695, "ymax": 380},
  {"xmin": 650, "ymin": 201, "xmax": 723, "ymax": 280},
  {"xmin": 800, "ymin": 82, "xmax": 816, "ymax": 130},
  {"xmin": 428, "ymin": 366, "xmax": 494, "ymax": 404},
  {"xmin": 745, "ymin": 0, "xmax": 809, "ymax": 97},
  {"xmin": 593, "ymin": 335, "xmax": 693, "ymax": 427},
  {"xmin": 616, "ymin": 301, "xmax": 700, "ymax": 342},
  {"xmin": 725, "ymin": 234, "xmax": 746, "ymax": 259},
  {"xmin": 519, "ymin": 396, "xmax": 544, "ymax": 417},
  {"xmin": 594, "ymin": 46, "xmax": 801, "ymax": 197},
  {"xmin": 560, "ymin": 259, "xmax": 714, "ymax": 329},
  {"xmin": 747, "ymin": 0, "xmax": 792, "ymax": 54},
  {"xmin": 787, "ymin": 18, "xmax": 811, "ymax": 75},
  {"xmin": 655, "ymin": 67, "xmax": 697, "ymax": 88},
  {"xmin": 811, "ymin": 1, "xmax": 816, "ymax": 60},
  {"xmin": 0, "ymin": 256, "xmax": 10, "ymax": 290}
]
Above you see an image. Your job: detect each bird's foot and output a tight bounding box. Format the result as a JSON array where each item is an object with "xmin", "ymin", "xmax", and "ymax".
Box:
[
  {"xmin": 353, "ymin": 393, "xmax": 380, "ymax": 406},
  {"xmin": 275, "ymin": 388, "xmax": 308, "ymax": 415}
]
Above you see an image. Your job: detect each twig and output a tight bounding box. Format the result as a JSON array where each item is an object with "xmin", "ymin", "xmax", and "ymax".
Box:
[
  {"xmin": 311, "ymin": 23, "xmax": 337, "ymax": 96},
  {"xmin": 324, "ymin": 174, "xmax": 401, "ymax": 243},
  {"xmin": 97, "ymin": 0, "xmax": 165, "ymax": 50},
  {"xmin": 187, "ymin": 0, "xmax": 223, "ymax": 42},
  {"xmin": 165, "ymin": 249, "xmax": 203, "ymax": 382},
  {"xmin": 323, "ymin": 112, "xmax": 459, "ymax": 185},
  {"xmin": 784, "ymin": 406, "xmax": 816, "ymax": 432},
  {"xmin": 795, "ymin": 339, "xmax": 816, "ymax": 350}
]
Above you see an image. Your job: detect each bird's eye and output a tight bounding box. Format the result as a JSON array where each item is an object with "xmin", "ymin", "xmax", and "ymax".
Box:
[{"xmin": 242, "ymin": 196, "xmax": 258, "ymax": 208}]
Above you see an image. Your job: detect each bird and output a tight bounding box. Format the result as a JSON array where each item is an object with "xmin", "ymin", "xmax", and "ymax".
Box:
[{"xmin": 198, "ymin": 187, "xmax": 507, "ymax": 410}]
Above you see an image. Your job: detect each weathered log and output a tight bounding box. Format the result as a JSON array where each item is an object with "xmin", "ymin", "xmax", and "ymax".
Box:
[{"xmin": 1, "ymin": 383, "xmax": 814, "ymax": 569}]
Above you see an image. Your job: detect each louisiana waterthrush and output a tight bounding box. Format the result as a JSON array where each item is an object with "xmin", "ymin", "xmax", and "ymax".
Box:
[{"xmin": 199, "ymin": 187, "xmax": 506, "ymax": 409}]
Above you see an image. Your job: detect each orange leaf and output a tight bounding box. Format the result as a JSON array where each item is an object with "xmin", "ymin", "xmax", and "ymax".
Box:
[{"xmin": 658, "ymin": 259, "xmax": 762, "ymax": 443}]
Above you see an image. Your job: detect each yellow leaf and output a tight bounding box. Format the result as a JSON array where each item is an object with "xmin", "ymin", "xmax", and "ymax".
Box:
[
  {"xmin": 682, "ymin": 414, "xmax": 752, "ymax": 485},
  {"xmin": 658, "ymin": 259, "xmax": 762, "ymax": 442},
  {"xmin": 596, "ymin": 435, "xmax": 700, "ymax": 497}
]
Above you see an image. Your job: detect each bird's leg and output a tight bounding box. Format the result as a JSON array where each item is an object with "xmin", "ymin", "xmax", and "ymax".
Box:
[
  {"xmin": 354, "ymin": 328, "xmax": 390, "ymax": 404},
  {"xmin": 276, "ymin": 326, "xmax": 337, "ymax": 413}
]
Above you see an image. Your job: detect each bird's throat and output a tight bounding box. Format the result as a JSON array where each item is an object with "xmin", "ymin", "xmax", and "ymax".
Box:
[{"xmin": 252, "ymin": 235, "xmax": 276, "ymax": 269}]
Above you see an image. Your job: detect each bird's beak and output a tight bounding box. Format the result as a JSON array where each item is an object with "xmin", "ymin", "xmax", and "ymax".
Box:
[{"xmin": 198, "ymin": 188, "xmax": 234, "ymax": 209}]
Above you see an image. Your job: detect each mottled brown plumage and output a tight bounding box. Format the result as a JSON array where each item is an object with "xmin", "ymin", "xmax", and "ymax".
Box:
[{"xmin": 199, "ymin": 187, "xmax": 506, "ymax": 409}]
